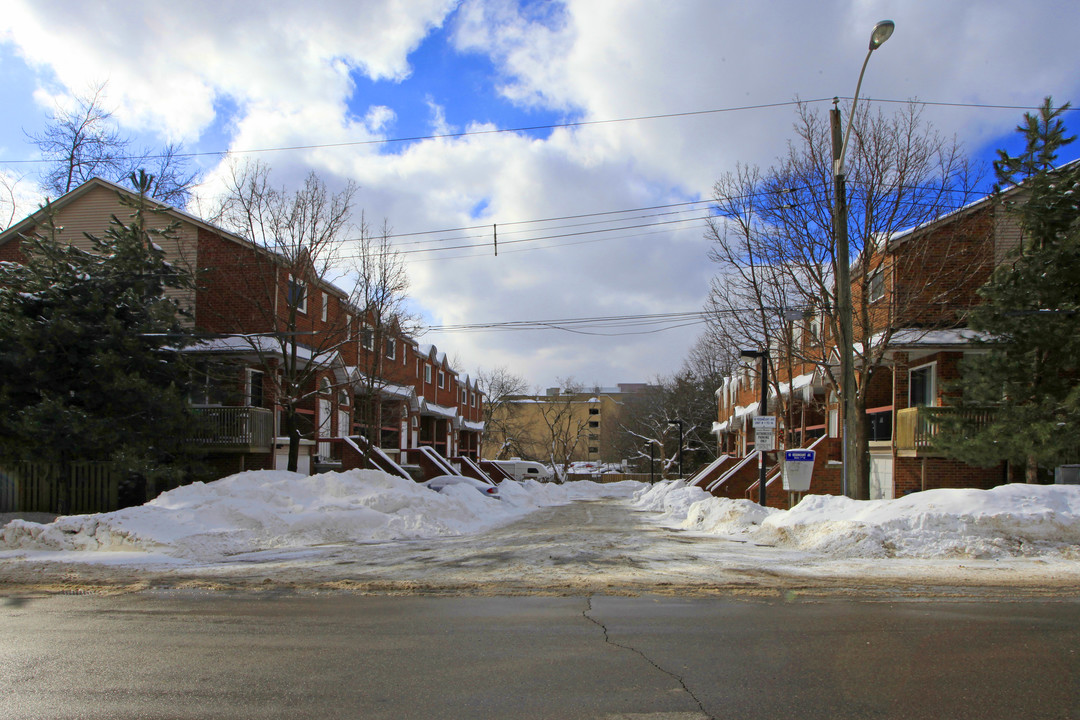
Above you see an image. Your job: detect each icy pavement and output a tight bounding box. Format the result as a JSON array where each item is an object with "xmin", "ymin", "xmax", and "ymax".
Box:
[{"xmin": 2, "ymin": 472, "xmax": 1080, "ymax": 597}]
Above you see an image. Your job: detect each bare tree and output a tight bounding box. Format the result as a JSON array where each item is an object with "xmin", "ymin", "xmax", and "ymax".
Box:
[
  {"xmin": 28, "ymin": 82, "xmax": 199, "ymax": 205},
  {"xmin": 212, "ymin": 160, "xmax": 358, "ymax": 471},
  {"xmin": 477, "ymin": 366, "xmax": 531, "ymax": 460},
  {"xmin": 613, "ymin": 372, "xmax": 719, "ymax": 478},
  {"xmin": 706, "ymin": 101, "xmax": 985, "ymax": 497},
  {"xmin": 350, "ymin": 214, "xmax": 418, "ymax": 459},
  {"xmin": 534, "ymin": 379, "xmax": 591, "ymax": 481},
  {"xmin": 0, "ymin": 171, "xmax": 22, "ymax": 231}
]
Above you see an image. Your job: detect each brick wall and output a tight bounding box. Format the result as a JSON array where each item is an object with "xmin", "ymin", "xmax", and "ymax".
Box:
[{"xmin": 894, "ymin": 456, "xmax": 1006, "ymax": 495}]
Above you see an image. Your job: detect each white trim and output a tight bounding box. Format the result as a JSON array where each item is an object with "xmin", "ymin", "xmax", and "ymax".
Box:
[{"xmin": 909, "ymin": 361, "xmax": 938, "ymax": 408}]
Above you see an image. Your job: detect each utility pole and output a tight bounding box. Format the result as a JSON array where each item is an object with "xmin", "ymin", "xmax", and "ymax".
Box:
[{"xmin": 831, "ymin": 103, "xmax": 862, "ymax": 499}]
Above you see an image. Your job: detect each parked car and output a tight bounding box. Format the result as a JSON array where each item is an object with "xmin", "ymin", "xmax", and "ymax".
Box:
[
  {"xmin": 490, "ymin": 459, "xmax": 554, "ymax": 483},
  {"xmin": 421, "ymin": 475, "xmax": 501, "ymax": 499}
]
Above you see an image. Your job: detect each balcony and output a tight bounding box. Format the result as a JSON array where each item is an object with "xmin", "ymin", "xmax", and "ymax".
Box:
[
  {"xmin": 895, "ymin": 406, "xmax": 995, "ymax": 457},
  {"xmin": 191, "ymin": 406, "xmax": 275, "ymax": 453}
]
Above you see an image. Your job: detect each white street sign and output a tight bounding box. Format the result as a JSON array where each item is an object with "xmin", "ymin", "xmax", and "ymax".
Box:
[{"xmin": 753, "ymin": 415, "xmax": 776, "ymax": 451}]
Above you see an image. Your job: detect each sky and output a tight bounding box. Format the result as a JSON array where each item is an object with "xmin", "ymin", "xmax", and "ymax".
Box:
[{"xmin": 2, "ymin": 0, "xmax": 1079, "ymax": 391}]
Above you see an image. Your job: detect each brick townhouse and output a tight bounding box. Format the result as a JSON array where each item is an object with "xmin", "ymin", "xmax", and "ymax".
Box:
[
  {"xmin": 0, "ymin": 177, "xmax": 484, "ymax": 478},
  {"xmin": 705, "ymin": 184, "xmax": 1026, "ymax": 507}
]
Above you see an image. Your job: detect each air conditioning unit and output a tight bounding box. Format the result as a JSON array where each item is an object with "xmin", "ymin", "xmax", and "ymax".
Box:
[{"xmin": 1054, "ymin": 465, "xmax": 1080, "ymax": 485}]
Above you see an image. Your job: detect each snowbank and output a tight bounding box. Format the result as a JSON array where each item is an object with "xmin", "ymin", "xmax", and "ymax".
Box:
[
  {"xmin": 1, "ymin": 470, "xmax": 638, "ymax": 561},
  {"xmin": 634, "ymin": 481, "xmax": 1080, "ymax": 559}
]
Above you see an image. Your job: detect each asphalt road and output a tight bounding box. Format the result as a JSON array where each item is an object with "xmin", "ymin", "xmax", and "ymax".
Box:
[{"xmin": 3, "ymin": 592, "xmax": 1079, "ymax": 720}]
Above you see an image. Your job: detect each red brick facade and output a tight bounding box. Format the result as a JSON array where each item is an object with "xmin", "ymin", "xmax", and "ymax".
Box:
[
  {"xmin": 713, "ymin": 193, "xmax": 1013, "ymax": 506},
  {"xmin": 0, "ymin": 178, "xmax": 486, "ymax": 476}
]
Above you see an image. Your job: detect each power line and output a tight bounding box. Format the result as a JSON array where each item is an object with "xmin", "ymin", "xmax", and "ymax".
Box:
[{"xmin": 0, "ymin": 97, "xmax": 1060, "ymax": 166}]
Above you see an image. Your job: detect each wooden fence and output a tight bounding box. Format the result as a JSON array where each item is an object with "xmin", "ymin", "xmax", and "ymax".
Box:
[
  {"xmin": 564, "ymin": 473, "xmax": 658, "ymax": 484},
  {"xmin": 0, "ymin": 462, "xmax": 123, "ymax": 514}
]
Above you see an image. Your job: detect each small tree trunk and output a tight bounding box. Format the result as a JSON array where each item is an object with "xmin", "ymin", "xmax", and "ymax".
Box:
[
  {"xmin": 852, "ymin": 396, "xmax": 871, "ymax": 500},
  {"xmin": 285, "ymin": 408, "xmax": 301, "ymax": 473},
  {"xmin": 1026, "ymin": 454, "xmax": 1039, "ymax": 484}
]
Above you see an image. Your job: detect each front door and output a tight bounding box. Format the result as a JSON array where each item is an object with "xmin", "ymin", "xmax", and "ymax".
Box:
[{"xmin": 869, "ymin": 452, "xmax": 894, "ymax": 500}]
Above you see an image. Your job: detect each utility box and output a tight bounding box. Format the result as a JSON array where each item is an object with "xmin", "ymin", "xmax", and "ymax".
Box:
[
  {"xmin": 1055, "ymin": 465, "xmax": 1080, "ymax": 485},
  {"xmin": 783, "ymin": 449, "xmax": 816, "ymax": 492}
]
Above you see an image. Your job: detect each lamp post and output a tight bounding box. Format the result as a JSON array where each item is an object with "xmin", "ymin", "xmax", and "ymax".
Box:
[
  {"xmin": 667, "ymin": 420, "xmax": 684, "ymax": 478},
  {"xmin": 740, "ymin": 349, "xmax": 769, "ymax": 507},
  {"xmin": 833, "ymin": 20, "xmax": 894, "ymax": 500}
]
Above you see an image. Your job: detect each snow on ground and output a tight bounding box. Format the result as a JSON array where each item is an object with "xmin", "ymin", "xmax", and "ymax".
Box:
[
  {"xmin": 3, "ymin": 470, "xmax": 1079, "ymax": 579},
  {"xmin": 633, "ymin": 480, "xmax": 1080, "ymax": 560},
  {"xmin": 0, "ymin": 470, "xmax": 638, "ymax": 562}
]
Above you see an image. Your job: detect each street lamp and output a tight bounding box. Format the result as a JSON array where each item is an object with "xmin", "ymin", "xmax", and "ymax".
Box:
[
  {"xmin": 740, "ymin": 348, "xmax": 769, "ymax": 507},
  {"xmin": 667, "ymin": 420, "xmax": 684, "ymax": 478},
  {"xmin": 832, "ymin": 20, "xmax": 894, "ymax": 500}
]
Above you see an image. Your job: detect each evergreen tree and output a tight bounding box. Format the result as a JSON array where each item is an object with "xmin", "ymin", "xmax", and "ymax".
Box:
[
  {"xmin": 0, "ymin": 171, "xmax": 204, "ymax": 497},
  {"xmin": 934, "ymin": 99, "xmax": 1080, "ymax": 482}
]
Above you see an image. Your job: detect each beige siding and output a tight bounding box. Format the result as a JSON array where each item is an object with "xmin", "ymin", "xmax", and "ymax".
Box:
[
  {"xmin": 46, "ymin": 185, "xmax": 198, "ymax": 318},
  {"xmin": 993, "ymin": 198, "xmax": 1025, "ymax": 264}
]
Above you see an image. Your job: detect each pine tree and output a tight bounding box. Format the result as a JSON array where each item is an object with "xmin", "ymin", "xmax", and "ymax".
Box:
[
  {"xmin": 0, "ymin": 171, "xmax": 204, "ymax": 500},
  {"xmin": 934, "ymin": 99, "xmax": 1080, "ymax": 482}
]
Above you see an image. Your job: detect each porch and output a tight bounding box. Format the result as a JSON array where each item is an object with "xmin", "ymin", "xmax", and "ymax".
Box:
[
  {"xmin": 895, "ymin": 406, "xmax": 995, "ymax": 457},
  {"xmin": 190, "ymin": 407, "xmax": 275, "ymax": 453}
]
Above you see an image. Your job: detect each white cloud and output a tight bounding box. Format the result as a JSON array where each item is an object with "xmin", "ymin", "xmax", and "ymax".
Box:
[
  {"xmin": 3, "ymin": 0, "xmax": 1080, "ymax": 388},
  {"xmin": 1, "ymin": 0, "xmax": 458, "ymax": 141}
]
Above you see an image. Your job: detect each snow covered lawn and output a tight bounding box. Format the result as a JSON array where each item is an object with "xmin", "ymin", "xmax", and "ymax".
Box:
[
  {"xmin": 634, "ymin": 480, "xmax": 1080, "ymax": 560},
  {"xmin": 0, "ymin": 470, "xmax": 638, "ymax": 561},
  {"xmin": 2, "ymin": 472, "xmax": 1079, "ymax": 595}
]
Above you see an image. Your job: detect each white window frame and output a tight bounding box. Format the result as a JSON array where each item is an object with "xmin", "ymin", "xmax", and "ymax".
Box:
[
  {"xmin": 909, "ymin": 362, "xmax": 938, "ymax": 408},
  {"xmin": 385, "ymin": 336, "xmax": 396, "ymax": 360},
  {"xmin": 287, "ymin": 275, "xmax": 307, "ymax": 314},
  {"xmin": 346, "ymin": 314, "xmax": 353, "ymax": 341},
  {"xmin": 321, "ymin": 292, "xmax": 329, "ymax": 322},
  {"xmin": 361, "ymin": 323, "xmax": 374, "ymax": 351},
  {"xmin": 438, "ymin": 369, "xmax": 445, "ymax": 389},
  {"xmin": 869, "ymin": 266, "xmax": 885, "ymax": 304},
  {"xmin": 245, "ymin": 368, "xmax": 265, "ymax": 408},
  {"xmin": 424, "ymin": 364, "xmax": 432, "ymax": 384}
]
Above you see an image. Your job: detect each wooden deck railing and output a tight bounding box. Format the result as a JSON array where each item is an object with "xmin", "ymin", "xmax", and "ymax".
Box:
[
  {"xmin": 190, "ymin": 407, "xmax": 274, "ymax": 452},
  {"xmin": 895, "ymin": 406, "xmax": 995, "ymax": 455}
]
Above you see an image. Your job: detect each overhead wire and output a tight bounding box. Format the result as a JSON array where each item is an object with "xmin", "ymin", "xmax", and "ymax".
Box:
[{"xmin": 0, "ymin": 96, "xmax": 1059, "ymax": 167}]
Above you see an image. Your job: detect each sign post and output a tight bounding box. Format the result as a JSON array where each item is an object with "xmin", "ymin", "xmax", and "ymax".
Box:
[{"xmin": 783, "ymin": 449, "xmax": 816, "ymax": 506}]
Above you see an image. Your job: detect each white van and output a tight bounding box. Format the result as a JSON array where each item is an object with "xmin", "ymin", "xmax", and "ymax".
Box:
[{"xmin": 491, "ymin": 459, "xmax": 554, "ymax": 483}]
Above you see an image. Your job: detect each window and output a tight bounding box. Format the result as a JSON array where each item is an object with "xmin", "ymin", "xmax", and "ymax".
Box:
[
  {"xmin": 287, "ymin": 275, "xmax": 307, "ymax": 313},
  {"xmin": 869, "ymin": 267, "xmax": 885, "ymax": 303},
  {"xmin": 361, "ymin": 323, "xmax": 374, "ymax": 351},
  {"xmin": 589, "ymin": 408, "xmax": 599, "ymax": 415},
  {"xmin": 438, "ymin": 370, "xmax": 445, "ymax": 389},
  {"xmin": 346, "ymin": 314, "xmax": 353, "ymax": 340},
  {"xmin": 246, "ymin": 369, "xmax": 265, "ymax": 408},
  {"xmin": 320, "ymin": 377, "xmax": 332, "ymax": 395},
  {"xmin": 321, "ymin": 292, "xmax": 329, "ymax": 322},
  {"xmin": 588, "ymin": 447, "xmax": 599, "ymax": 454},
  {"xmin": 189, "ymin": 363, "xmax": 238, "ymax": 406},
  {"xmin": 424, "ymin": 364, "xmax": 432, "ymax": 384},
  {"xmin": 868, "ymin": 409, "xmax": 892, "ymax": 442},
  {"xmin": 589, "ymin": 434, "xmax": 599, "ymax": 441},
  {"xmin": 385, "ymin": 337, "xmax": 396, "ymax": 360},
  {"xmin": 589, "ymin": 421, "xmax": 599, "ymax": 429},
  {"xmin": 471, "ymin": 392, "xmax": 476, "ymax": 408},
  {"xmin": 810, "ymin": 312, "xmax": 823, "ymax": 342},
  {"xmin": 909, "ymin": 363, "xmax": 937, "ymax": 407},
  {"xmin": 338, "ymin": 390, "xmax": 349, "ymax": 407}
]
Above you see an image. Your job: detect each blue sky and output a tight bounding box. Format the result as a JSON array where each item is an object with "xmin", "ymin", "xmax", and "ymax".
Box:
[{"xmin": 2, "ymin": 0, "xmax": 1080, "ymax": 389}]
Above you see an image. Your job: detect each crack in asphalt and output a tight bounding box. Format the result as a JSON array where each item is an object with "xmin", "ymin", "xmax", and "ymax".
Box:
[{"xmin": 583, "ymin": 594, "xmax": 714, "ymax": 720}]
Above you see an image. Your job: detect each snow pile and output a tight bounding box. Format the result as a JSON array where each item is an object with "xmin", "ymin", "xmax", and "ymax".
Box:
[
  {"xmin": 635, "ymin": 481, "xmax": 1080, "ymax": 559},
  {"xmin": 0, "ymin": 470, "xmax": 637, "ymax": 561}
]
